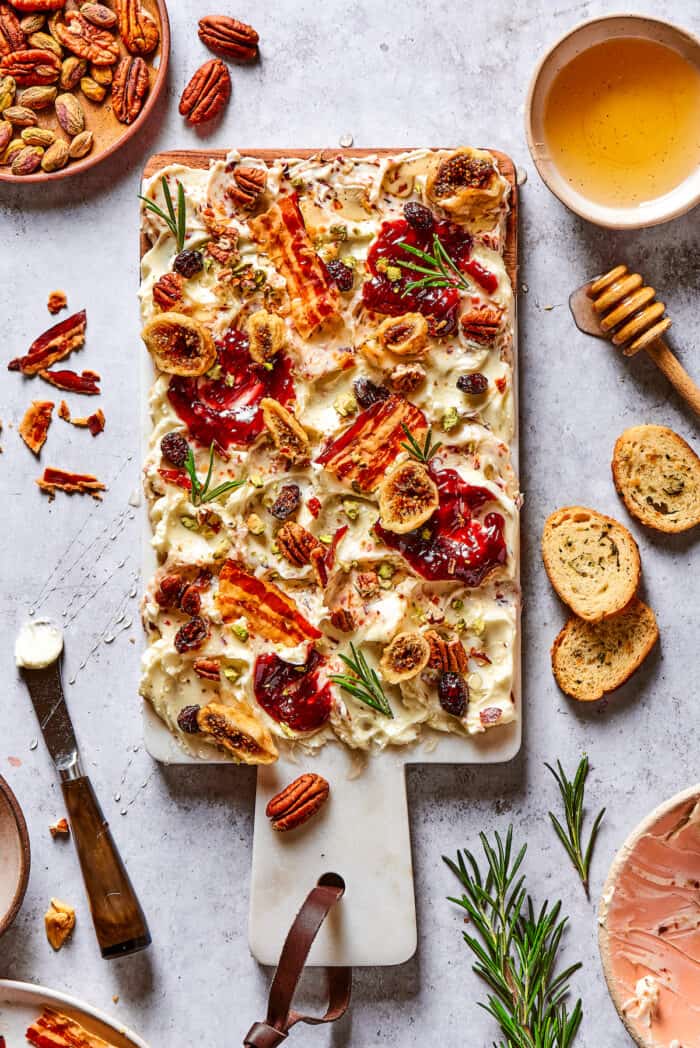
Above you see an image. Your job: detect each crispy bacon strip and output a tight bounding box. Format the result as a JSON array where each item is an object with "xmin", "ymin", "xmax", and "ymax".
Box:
[
  {"xmin": 249, "ymin": 195, "xmax": 341, "ymax": 338},
  {"xmin": 26, "ymin": 1008, "xmax": 116, "ymax": 1048},
  {"xmin": 19, "ymin": 400, "xmax": 54, "ymax": 455},
  {"xmin": 39, "ymin": 369, "xmax": 100, "ymax": 395},
  {"xmin": 37, "ymin": 467, "xmax": 106, "ymax": 500},
  {"xmin": 216, "ymin": 560, "xmax": 321, "ymax": 645},
  {"xmin": 8, "ymin": 311, "xmax": 87, "ymax": 375},
  {"xmin": 316, "ymin": 395, "xmax": 427, "ymax": 491}
]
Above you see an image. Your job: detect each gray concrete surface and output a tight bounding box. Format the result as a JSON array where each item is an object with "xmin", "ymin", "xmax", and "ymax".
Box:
[{"xmin": 1, "ymin": 0, "xmax": 699, "ymax": 1043}]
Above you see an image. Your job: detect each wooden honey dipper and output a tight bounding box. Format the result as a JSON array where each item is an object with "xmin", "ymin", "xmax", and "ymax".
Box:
[{"xmin": 569, "ymin": 264, "xmax": 700, "ymax": 417}]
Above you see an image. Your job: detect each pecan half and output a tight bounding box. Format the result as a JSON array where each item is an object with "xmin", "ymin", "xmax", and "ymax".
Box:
[
  {"xmin": 460, "ymin": 304, "xmax": 504, "ymax": 345},
  {"xmin": 355, "ymin": 570, "xmax": 379, "ymax": 599},
  {"xmin": 111, "ymin": 54, "xmax": 149, "ymax": 124},
  {"xmin": 226, "ymin": 165, "xmax": 266, "ymax": 209},
  {"xmin": 153, "ymin": 270, "xmax": 184, "ymax": 311},
  {"xmin": 389, "ymin": 361, "xmax": 426, "ymax": 394},
  {"xmin": 0, "ymin": 6, "xmax": 26, "ymax": 58},
  {"xmin": 277, "ymin": 521, "xmax": 322, "ymax": 568},
  {"xmin": 54, "ymin": 10, "xmax": 120, "ymax": 65},
  {"xmin": 179, "ymin": 58, "xmax": 230, "ymax": 125},
  {"xmin": 425, "ymin": 630, "xmax": 469, "ymax": 673},
  {"xmin": 329, "ymin": 606, "xmax": 357, "ymax": 633},
  {"xmin": 193, "ymin": 657, "xmax": 220, "ymax": 681},
  {"xmin": 115, "ymin": 0, "xmax": 159, "ymax": 55},
  {"xmin": 8, "ymin": 309, "xmax": 86, "ymax": 374},
  {"xmin": 0, "ymin": 48, "xmax": 60, "ymax": 85},
  {"xmin": 198, "ymin": 15, "xmax": 258, "ymax": 61},
  {"xmin": 206, "ymin": 238, "xmax": 237, "ymax": 265},
  {"xmin": 265, "ymin": 773, "xmax": 329, "ymax": 832}
]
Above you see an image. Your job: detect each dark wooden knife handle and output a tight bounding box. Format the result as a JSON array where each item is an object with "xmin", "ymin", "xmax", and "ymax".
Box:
[{"xmin": 61, "ymin": 776, "xmax": 151, "ymax": 959}]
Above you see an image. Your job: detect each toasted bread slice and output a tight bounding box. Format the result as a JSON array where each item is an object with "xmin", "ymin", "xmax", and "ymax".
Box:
[
  {"xmin": 542, "ymin": 506, "xmax": 640, "ymax": 622},
  {"xmin": 551, "ymin": 597, "xmax": 658, "ymax": 702},
  {"xmin": 612, "ymin": 424, "xmax": 700, "ymax": 533}
]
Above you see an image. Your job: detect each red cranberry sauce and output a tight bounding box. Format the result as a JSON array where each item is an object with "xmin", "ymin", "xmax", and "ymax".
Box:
[
  {"xmin": 168, "ymin": 329, "xmax": 295, "ymax": 450},
  {"xmin": 375, "ymin": 467, "xmax": 507, "ymax": 585},
  {"xmin": 254, "ymin": 649, "xmax": 332, "ymax": 733}
]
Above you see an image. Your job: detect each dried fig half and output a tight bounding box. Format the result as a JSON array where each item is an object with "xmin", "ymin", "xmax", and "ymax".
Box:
[
  {"xmin": 377, "ymin": 460, "xmax": 439, "ymax": 534},
  {"xmin": 141, "ymin": 312, "xmax": 216, "ymax": 376},
  {"xmin": 380, "ymin": 631, "xmax": 431, "ymax": 684},
  {"xmin": 197, "ymin": 701, "xmax": 278, "ymax": 765},
  {"xmin": 247, "ymin": 309, "xmax": 286, "ymax": 363},
  {"xmin": 376, "ymin": 313, "xmax": 428, "ymax": 357}
]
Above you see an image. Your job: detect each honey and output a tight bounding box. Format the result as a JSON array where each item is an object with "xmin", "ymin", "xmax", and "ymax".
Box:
[{"xmin": 543, "ymin": 37, "xmax": 700, "ymax": 207}]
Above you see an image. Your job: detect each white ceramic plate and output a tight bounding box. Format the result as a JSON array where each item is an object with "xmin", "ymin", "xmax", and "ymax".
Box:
[{"xmin": 0, "ymin": 980, "xmax": 148, "ymax": 1048}]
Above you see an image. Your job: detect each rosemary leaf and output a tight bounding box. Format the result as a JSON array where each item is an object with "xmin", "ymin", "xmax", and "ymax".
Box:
[
  {"xmin": 138, "ymin": 176, "xmax": 187, "ymax": 252},
  {"xmin": 546, "ymin": 756, "xmax": 605, "ymax": 897},
  {"xmin": 330, "ymin": 643, "xmax": 393, "ymax": 718},
  {"xmin": 184, "ymin": 444, "xmax": 245, "ymax": 507},
  {"xmin": 400, "ymin": 422, "xmax": 443, "ymax": 464},
  {"xmin": 395, "ymin": 233, "xmax": 472, "ymax": 295}
]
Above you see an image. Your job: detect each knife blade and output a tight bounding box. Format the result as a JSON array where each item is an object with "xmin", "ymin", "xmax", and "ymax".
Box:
[{"xmin": 21, "ymin": 660, "xmax": 81, "ymax": 780}]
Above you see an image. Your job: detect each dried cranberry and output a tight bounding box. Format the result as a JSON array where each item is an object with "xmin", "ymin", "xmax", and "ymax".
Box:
[
  {"xmin": 353, "ymin": 376, "xmax": 391, "ymax": 409},
  {"xmin": 457, "ymin": 372, "xmax": 489, "ymax": 395},
  {"xmin": 173, "ymin": 250, "xmax": 204, "ymax": 278},
  {"xmin": 325, "ymin": 259, "xmax": 354, "ymax": 292},
  {"xmin": 438, "ymin": 672, "xmax": 468, "ymax": 717},
  {"xmin": 177, "ymin": 705, "xmax": 201, "ymax": 734},
  {"xmin": 160, "ymin": 431, "xmax": 190, "ymax": 467},
  {"xmin": 270, "ymin": 483, "xmax": 301, "ymax": 521},
  {"xmin": 174, "ymin": 616, "xmax": 209, "ymax": 654},
  {"xmin": 179, "ymin": 584, "xmax": 202, "ymax": 617},
  {"xmin": 403, "ymin": 201, "xmax": 434, "ymax": 232}
]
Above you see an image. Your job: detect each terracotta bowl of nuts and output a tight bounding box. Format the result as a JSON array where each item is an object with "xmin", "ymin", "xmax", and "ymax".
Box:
[
  {"xmin": 0, "ymin": 0, "xmax": 170, "ymax": 183},
  {"xmin": 0, "ymin": 775, "xmax": 30, "ymax": 940}
]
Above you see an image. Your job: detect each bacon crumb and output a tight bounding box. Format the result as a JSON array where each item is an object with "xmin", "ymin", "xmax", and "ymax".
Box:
[
  {"xmin": 8, "ymin": 311, "xmax": 87, "ymax": 375},
  {"xmin": 38, "ymin": 369, "xmax": 100, "ymax": 395},
  {"xmin": 37, "ymin": 468, "xmax": 106, "ymax": 500},
  {"xmin": 19, "ymin": 400, "xmax": 54, "ymax": 455},
  {"xmin": 65, "ymin": 408, "xmax": 105, "ymax": 436},
  {"xmin": 58, "ymin": 401, "xmax": 70, "ymax": 420},
  {"xmin": 49, "ymin": 817, "xmax": 70, "ymax": 838},
  {"xmin": 47, "ymin": 290, "xmax": 68, "ymax": 315}
]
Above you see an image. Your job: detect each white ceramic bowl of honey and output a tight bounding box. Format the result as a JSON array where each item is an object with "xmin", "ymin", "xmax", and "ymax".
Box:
[{"xmin": 526, "ymin": 15, "xmax": 700, "ymax": 229}]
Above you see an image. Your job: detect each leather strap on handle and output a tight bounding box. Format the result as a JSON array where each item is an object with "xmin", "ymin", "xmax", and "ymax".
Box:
[{"xmin": 244, "ymin": 877, "xmax": 351, "ymax": 1047}]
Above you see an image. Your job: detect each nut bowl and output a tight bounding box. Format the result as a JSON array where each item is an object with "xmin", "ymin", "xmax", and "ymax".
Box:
[
  {"xmin": 0, "ymin": 0, "xmax": 170, "ymax": 184},
  {"xmin": 0, "ymin": 775, "xmax": 30, "ymax": 939}
]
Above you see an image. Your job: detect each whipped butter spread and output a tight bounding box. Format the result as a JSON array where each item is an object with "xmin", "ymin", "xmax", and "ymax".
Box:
[
  {"xmin": 139, "ymin": 148, "xmax": 520, "ymax": 763},
  {"xmin": 15, "ymin": 620, "xmax": 64, "ymax": 669}
]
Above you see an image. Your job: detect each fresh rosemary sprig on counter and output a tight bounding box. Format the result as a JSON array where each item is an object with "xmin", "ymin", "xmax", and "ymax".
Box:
[
  {"xmin": 139, "ymin": 175, "xmax": 187, "ymax": 252},
  {"xmin": 546, "ymin": 756, "xmax": 605, "ymax": 898},
  {"xmin": 330, "ymin": 643, "xmax": 393, "ymax": 718},
  {"xmin": 184, "ymin": 444, "xmax": 246, "ymax": 507},
  {"xmin": 395, "ymin": 234, "xmax": 472, "ymax": 295},
  {"xmin": 400, "ymin": 423, "xmax": 442, "ymax": 464},
  {"xmin": 445, "ymin": 827, "xmax": 583, "ymax": 1048}
]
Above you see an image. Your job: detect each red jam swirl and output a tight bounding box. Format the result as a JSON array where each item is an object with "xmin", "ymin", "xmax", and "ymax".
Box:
[
  {"xmin": 253, "ymin": 649, "xmax": 332, "ymax": 733},
  {"xmin": 375, "ymin": 467, "xmax": 507, "ymax": 585},
  {"xmin": 168, "ymin": 329, "xmax": 295, "ymax": 449}
]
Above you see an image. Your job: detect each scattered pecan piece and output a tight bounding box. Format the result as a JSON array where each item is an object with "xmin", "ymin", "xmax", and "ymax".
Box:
[
  {"xmin": 8, "ymin": 309, "xmax": 86, "ymax": 374},
  {"xmin": 389, "ymin": 361, "xmax": 426, "ymax": 394},
  {"xmin": 115, "ymin": 0, "xmax": 159, "ymax": 54},
  {"xmin": 38, "ymin": 368, "xmax": 100, "ymax": 394},
  {"xmin": 37, "ymin": 466, "xmax": 105, "ymax": 499},
  {"xmin": 179, "ymin": 58, "xmax": 230, "ymax": 125},
  {"xmin": 44, "ymin": 898, "xmax": 75, "ymax": 951},
  {"xmin": 266, "ymin": 773, "xmax": 329, "ymax": 832},
  {"xmin": 198, "ymin": 15, "xmax": 258, "ymax": 61},
  {"xmin": 226, "ymin": 165, "xmax": 266, "ymax": 209},
  {"xmin": 460, "ymin": 304, "xmax": 504, "ymax": 345},
  {"xmin": 53, "ymin": 10, "xmax": 120, "ymax": 65},
  {"xmin": 47, "ymin": 289, "xmax": 67, "ymax": 315},
  {"xmin": 426, "ymin": 629, "xmax": 469, "ymax": 673},
  {"xmin": 329, "ymin": 606, "xmax": 357, "ymax": 633},
  {"xmin": 152, "ymin": 270, "xmax": 184, "ymax": 311},
  {"xmin": 276, "ymin": 521, "xmax": 322, "ymax": 567},
  {"xmin": 193, "ymin": 658, "xmax": 220, "ymax": 681},
  {"xmin": 355, "ymin": 570, "xmax": 379, "ymax": 599},
  {"xmin": 0, "ymin": 5, "xmax": 26, "ymax": 58},
  {"xmin": 206, "ymin": 238, "xmax": 238, "ymax": 266},
  {"xmin": 49, "ymin": 817, "xmax": 69, "ymax": 838},
  {"xmin": 19, "ymin": 399, "xmax": 53, "ymax": 454},
  {"xmin": 0, "ymin": 47, "xmax": 60, "ymax": 85},
  {"xmin": 111, "ymin": 54, "xmax": 149, "ymax": 124}
]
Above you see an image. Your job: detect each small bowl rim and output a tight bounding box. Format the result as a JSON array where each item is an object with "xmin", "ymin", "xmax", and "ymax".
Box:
[
  {"xmin": 0, "ymin": 774, "xmax": 31, "ymax": 940},
  {"xmin": 525, "ymin": 12, "xmax": 700, "ymax": 229},
  {"xmin": 0, "ymin": 0, "xmax": 170, "ymax": 186}
]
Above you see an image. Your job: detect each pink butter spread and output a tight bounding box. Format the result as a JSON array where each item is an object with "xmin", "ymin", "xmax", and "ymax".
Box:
[{"xmin": 601, "ymin": 791, "xmax": 700, "ymax": 1047}]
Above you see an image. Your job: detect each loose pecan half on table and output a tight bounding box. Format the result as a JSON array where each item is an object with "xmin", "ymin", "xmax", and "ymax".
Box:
[
  {"xmin": 179, "ymin": 58, "xmax": 230, "ymax": 125},
  {"xmin": 266, "ymin": 773, "xmax": 330, "ymax": 832},
  {"xmin": 198, "ymin": 16, "xmax": 259, "ymax": 61}
]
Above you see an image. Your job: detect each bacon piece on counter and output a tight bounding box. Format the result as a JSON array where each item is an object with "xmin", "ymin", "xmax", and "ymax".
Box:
[
  {"xmin": 38, "ymin": 369, "xmax": 100, "ymax": 395},
  {"xmin": 8, "ymin": 311, "xmax": 87, "ymax": 375},
  {"xmin": 37, "ymin": 467, "xmax": 106, "ymax": 500},
  {"xmin": 19, "ymin": 400, "xmax": 54, "ymax": 455}
]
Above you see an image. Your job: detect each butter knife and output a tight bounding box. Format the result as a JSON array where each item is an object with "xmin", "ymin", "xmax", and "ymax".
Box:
[{"xmin": 19, "ymin": 638, "xmax": 151, "ymax": 959}]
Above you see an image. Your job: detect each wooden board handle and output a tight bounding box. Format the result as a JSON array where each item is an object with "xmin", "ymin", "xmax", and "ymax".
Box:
[
  {"xmin": 646, "ymin": 338, "xmax": 700, "ymax": 416},
  {"xmin": 62, "ymin": 776, "xmax": 151, "ymax": 959}
]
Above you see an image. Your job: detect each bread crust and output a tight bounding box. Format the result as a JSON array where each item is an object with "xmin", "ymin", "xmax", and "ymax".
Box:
[
  {"xmin": 612, "ymin": 424, "xmax": 700, "ymax": 534},
  {"xmin": 542, "ymin": 505, "xmax": 640, "ymax": 622},
  {"xmin": 551, "ymin": 597, "xmax": 658, "ymax": 702}
]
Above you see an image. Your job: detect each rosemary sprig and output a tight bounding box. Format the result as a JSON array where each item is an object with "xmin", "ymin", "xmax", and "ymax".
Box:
[
  {"xmin": 445, "ymin": 827, "xmax": 583, "ymax": 1048},
  {"xmin": 330, "ymin": 643, "xmax": 393, "ymax": 718},
  {"xmin": 139, "ymin": 176, "xmax": 187, "ymax": 252},
  {"xmin": 184, "ymin": 444, "xmax": 246, "ymax": 507},
  {"xmin": 395, "ymin": 234, "xmax": 472, "ymax": 295},
  {"xmin": 400, "ymin": 423, "xmax": 443, "ymax": 464},
  {"xmin": 546, "ymin": 756, "xmax": 605, "ymax": 898}
]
